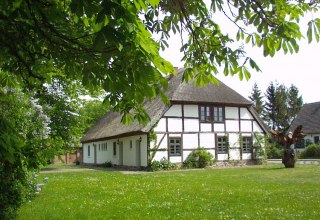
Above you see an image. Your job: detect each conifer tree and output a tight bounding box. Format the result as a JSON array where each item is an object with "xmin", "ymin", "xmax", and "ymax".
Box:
[
  {"xmin": 287, "ymin": 84, "xmax": 303, "ymax": 124},
  {"xmin": 263, "ymin": 82, "xmax": 277, "ymax": 130},
  {"xmin": 275, "ymin": 84, "xmax": 288, "ymax": 131},
  {"xmin": 249, "ymin": 83, "xmax": 264, "ymax": 116}
]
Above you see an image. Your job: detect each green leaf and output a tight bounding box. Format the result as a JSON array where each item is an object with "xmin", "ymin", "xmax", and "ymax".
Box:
[
  {"xmin": 275, "ymin": 40, "xmax": 282, "ymax": 51},
  {"xmin": 153, "ymin": 56, "xmax": 174, "ymax": 74},
  {"xmin": 82, "ymin": 17, "xmax": 89, "ymax": 27},
  {"xmin": 147, "ymin": 0, "xmax": 160, "ymax": 8},
  {"xmin": 249, "ymin": 58, "xmax": 261, "ymax": 72},
  {"xmin": 121, "ymin": 113, "xmax": 134, "ymax": 125},
  {"xmin": 307, "ymin": 21, "xmax": 313, "ymax": 43},
  {"xmin": 12, "ymin": 0, "xmax": 23, "ymax": 10},
  {"xmin": 238, "ymin": 70, "xmax": 243, "ymax": 81},
  {"xmin": 245, "ymin": 35, "xmax": 251, "ymax": 44},
  {"xmin": 244, "ymin": 68, "xmax": 251, "ymax": 81},
  {"xmin": 93, "ymin": 32, "xmax": 105, "ymax": 50},
  {"xmin": 223, "ymin": 63, "xmax": 229, "ymax": 76},
  {"xmin": 282, "ymin": 41, "xmax": 288, "ymax": 54}
]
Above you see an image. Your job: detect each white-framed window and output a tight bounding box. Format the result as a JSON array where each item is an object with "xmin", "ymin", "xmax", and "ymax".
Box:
[
  {"xmin": 88, "ymin": 145, "xmax": 91, "ymax": 157},
  {"xmin": 242, "ymin": 136, "xmax": 252, "ymax": 153},
  {"xmin": 101, "ymin": 143, "xmax": 107, "ymax": 151},
  {"xmin": 169, "ymin": 137, "xmax": 181, "ymax": 156},
  {"xmin": 217, "ymin": 136, "xmax": 228, "ymax": 154}
]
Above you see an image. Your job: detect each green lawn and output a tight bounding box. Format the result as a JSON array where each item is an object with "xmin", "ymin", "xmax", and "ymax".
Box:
[{"xmin": 19, "ymin": 164, "xmax": 320, "ymax": 220}]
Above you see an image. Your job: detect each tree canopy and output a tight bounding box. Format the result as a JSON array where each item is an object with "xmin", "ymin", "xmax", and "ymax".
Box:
[
  {"xmin": 1, "ymin": 0, "xmax": 320, "ymax": 123},
  {"xmin": 262, "ymin": 82, "xmax": 303, "ymax": 132}
]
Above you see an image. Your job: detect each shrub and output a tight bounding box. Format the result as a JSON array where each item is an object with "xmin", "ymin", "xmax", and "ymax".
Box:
[
  {"xmin": 266, "ymin": 143, "xmax": 283, "ymax": 159},
  {"xmin": 0, "ymin": 166, "xmax": 38, "ymax": 220},
  {"xmin": 150, "ymin": 158, "xmax": 177, "ymax": 171},
  {"xmin": 299, "ymin": 144, "xmax": 320, "ymax": 159},
  {"xmin": 103, "ymin": 161, "xmax": 113, "ymax": 168},
  {"xmin": 183, "ymin": 147, "xmax": 213, "ymax": 168}
]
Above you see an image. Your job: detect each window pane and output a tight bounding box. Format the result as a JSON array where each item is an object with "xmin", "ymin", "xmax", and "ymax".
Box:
[
  {"xmin": 206, "ymin": 106, "xmax": 211, "ymax": 121},
  {"xmin": 200, "ymin": 106, "xmax": 205, "ymax": 121},
  {"xmin": 169, "ymin": 138, "xmax": 182, "ymax": 156},
  {"xmin": 217, "ymin": 136, "xmax": 227, "ymax": 153},
  {"xmin": 242, "ymin": 137, "xmax": 252, "ymax": 153},
  {"xmin": 213, "ymin": 107, "xmax": 224, "ymax": 122}
]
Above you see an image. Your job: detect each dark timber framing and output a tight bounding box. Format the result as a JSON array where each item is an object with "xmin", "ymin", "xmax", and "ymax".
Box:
[{"xmin": 152, "ymin": 104, "xmax": 267, "ymax": 162}]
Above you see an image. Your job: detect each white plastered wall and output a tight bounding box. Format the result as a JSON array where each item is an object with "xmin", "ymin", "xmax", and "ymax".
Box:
[
  {"xmin": 225, "ymin": 120, "xmax": 239, "ymax": 132},
  {"xmin": 240, "ymin": 108, "xmax": 253, "ymax": 119},
  {"xmin": 228, "ymin": 133, "xmax": 240, "ymax": 160},
  {"xmin": 201, "ymin": 123, "xmax": 212, "ymax": 132},
  {"xmin": 167, "ymin": 118, "xmax": 183, "ymax": 132},
  {"xmin": 199, "ymin": 133, "xmax": 215, "ymax": 148},
  {"xmin": 154, "ymin": 118, "xmax": 166, "ymax": 132},
  {"xmin": 183, "ymin": 133, "xmax": 198, "ymax": 149},
  {"xmin": 214, "ymin": 123, "xmax": 225, "ymax": 132},
  {"xmin": 184, "ymin": 119, "xmax": 199, "ymax": 132},
  {"xmin": 152, "ymin": 133, "xmax": 168, "ymax": 161},
  {"xmin": 225, "ymin": 107, "xmax": 239, "ymax": 119},
  {"xmin": 83, "ymin": 143, "xmax": 94, "ymax": 164},
  {"xmin": 85, "ymin": 135, "xmax": 149, "ymax": 167},
  {"xmin": 164, "ymin": 104, "xmax": 182, "ymax": 117},
  {"xmin": 241, "ymin": 121, "xmax": 252, "ymax": 132},
  {"xmin": 184, "ymin": 105, "xmax": 199, "ymax": 117}
]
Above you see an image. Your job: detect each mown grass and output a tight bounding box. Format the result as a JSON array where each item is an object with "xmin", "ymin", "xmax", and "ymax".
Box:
[
  {"xmin": 19, "ymin": 164, "xmax": 320, "ymax": 220},
  {"xmin": 41, "ymin": 164, "xmax": 88, "ymax": 170}
]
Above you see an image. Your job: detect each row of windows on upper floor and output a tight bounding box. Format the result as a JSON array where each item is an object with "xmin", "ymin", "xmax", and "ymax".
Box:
[{"xmin": 200, "ymin": 106, "xmax": 224, "ymax": 123}]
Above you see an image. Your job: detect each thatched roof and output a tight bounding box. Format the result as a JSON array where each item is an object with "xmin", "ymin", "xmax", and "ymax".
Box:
[
  {"xmin": 290, "ymin": 102, "xmax": 320, "ymax": 134},
  {"xmin": 170, "ymin": 72, "xmax": 251, "ymax": 105},
  {"xmin": 81, "ymin": 69, "xmax": 263, "ymax": 143}
]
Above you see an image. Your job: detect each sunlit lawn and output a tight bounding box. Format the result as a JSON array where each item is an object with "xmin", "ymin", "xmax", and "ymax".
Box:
[{"xmin": 19, "ymin": 164, "xmax": 320, "ymax": 220}]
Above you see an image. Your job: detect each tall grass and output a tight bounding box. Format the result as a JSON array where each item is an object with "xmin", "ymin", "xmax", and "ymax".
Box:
[{"xmin": 19, "ymin": 164, "xmax": 320, "ymax": 219}]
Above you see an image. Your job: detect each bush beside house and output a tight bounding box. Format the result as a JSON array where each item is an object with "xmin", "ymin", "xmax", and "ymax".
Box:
[
  {"xmin": 183, "ymin": 147, "xmax": 214, "ymax": 168},
  {"xmin": 298, "ymin": 144, "xmax": 320, "ymax": 159}
]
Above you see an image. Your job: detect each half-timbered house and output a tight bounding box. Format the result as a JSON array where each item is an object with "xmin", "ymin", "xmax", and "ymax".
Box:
[{"xmin": 81, "ymin": 69, "xmax": 268, "ymax": 166}]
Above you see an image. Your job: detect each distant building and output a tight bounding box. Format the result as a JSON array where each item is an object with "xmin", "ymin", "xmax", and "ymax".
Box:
[{"xmin": 290, "ymin": 102, "xmax": 320, "ymax": 149}]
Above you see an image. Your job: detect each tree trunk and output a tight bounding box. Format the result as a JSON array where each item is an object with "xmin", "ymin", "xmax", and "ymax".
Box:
[{"xmin": 282, "ymin": 148, "xmax": 296, "ymax": 168}]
